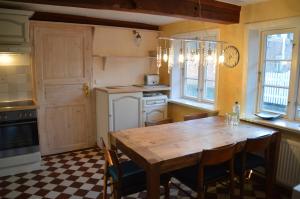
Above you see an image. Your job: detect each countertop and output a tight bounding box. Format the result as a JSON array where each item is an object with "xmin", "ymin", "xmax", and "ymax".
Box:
[
  {"xmin": 0, "ymin": 100, "xmax": 39, "ymax": 112},
  {"xmin": 95, "ymin": 85, "xmax": 170, "ymax": 94}
]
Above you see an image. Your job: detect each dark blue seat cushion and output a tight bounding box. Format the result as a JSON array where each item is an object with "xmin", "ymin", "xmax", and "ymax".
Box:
[
  {"xmin": 235, "ymin": 152, "xmax": 265, "ymax": 174},
  {"xmin": 171, "ymin": 164, "xmax": 228, "ymax": 191},
  {"xmin": 108, "ymin": 160, "xmax": 146, "ymax": 195}
]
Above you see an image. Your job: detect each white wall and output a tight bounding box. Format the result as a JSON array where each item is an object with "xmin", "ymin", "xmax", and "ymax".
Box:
[{"xmin": 92, "ymin": 26, "xmax": 159, "ymax": 87}]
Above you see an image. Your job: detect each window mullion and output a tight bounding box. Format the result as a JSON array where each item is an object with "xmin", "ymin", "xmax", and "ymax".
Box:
[
  {"xmin": 199, "ymin": 45, "xmax": 204, "ymax": 101},
  {"xmin": 287, "ymin": 29, "xmax": 299, "ymax": 120}
]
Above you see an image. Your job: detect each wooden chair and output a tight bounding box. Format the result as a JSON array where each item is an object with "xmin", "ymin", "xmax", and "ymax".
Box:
[
  {"xmin": 145, "ymin": 118, "xmax": 173, "ymax": 126},
  {"xmin": 235, "ymin": 134, "xmax": 273, "ymax": 199},
  {"xmin": 184, "ymin": 113, "xmax": 209, "ymax": 121},
  {"xmin": 99, "ymin": 138, "xmax": 170, "ymax": 199},
  {"xmin": 171, "ymin": 144, "xmax": 236, "ymax": 199}
]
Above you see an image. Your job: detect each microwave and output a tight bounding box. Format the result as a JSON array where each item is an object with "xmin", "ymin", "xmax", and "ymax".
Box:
[{"xmin": 144, "ymin": 74, "xmax": 159, "ymax": 86}]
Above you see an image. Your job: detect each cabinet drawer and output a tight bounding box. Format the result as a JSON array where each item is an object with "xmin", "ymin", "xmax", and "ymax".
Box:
[
  {"xmin": 143, "ymin": 105, "xmax": 168, "ymax": 123},
  {"xmin": 145, "ymin": 99, "xmax": 167, "ymax": 106}
]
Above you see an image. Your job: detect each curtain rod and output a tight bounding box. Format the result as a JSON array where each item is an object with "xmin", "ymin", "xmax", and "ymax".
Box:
[{"xmin": 158, "ymin": 36, "xmax": 228, "ymax": 44}]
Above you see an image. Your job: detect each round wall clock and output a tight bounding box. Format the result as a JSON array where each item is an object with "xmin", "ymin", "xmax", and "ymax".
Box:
[{"xmin": 224, "ymin": 45, "xmax": 240, "ymax": 68}]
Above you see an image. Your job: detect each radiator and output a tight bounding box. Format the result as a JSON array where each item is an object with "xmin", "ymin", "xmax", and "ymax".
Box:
[{"xmin": 277, "ymin": 139, "xmax": 300, "ymax": 187}]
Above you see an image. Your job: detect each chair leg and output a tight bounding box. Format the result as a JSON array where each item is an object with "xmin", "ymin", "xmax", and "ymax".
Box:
[
  {"xmin": 265, "ymin": 166, "xmax": 272, "ymax": 199},
  {"xmin": 112, "ymin": 183, "xmax": 121, "ymax": 199},
  {"xmin": 265, "ymin": 150, "xmax": 272, "ymax": 199},
  {"xmin": 103, "ymin": 173, "xmax": 108, "ymax": 199},
  {"xmin": 239, "ymin": 173, "xmax": 244, "ymax": 199},
  {"xmin": 162, "ymin": 179, "xmax": 170, "ymax": 199},
  {"xmin": 230, "ymin": 179, "xmax": 235, "ymax": 199},
  {"xmin": 197, "ymin": 189, "xmax": 204, "ymax": 199},
  {"xmin": 229, "ymin": 160, "xmax": 235, "ymax": 199},
  {"xmin": 197, "ymin": 185, "xmax": 205, "ymax": 199}
]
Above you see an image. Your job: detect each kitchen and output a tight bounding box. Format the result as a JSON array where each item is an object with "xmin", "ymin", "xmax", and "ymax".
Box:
[{"xmin": 0, "ymin": 0, "xmax": 300, "ymax": 199}]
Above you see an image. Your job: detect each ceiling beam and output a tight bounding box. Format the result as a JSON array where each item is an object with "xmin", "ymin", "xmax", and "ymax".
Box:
[
  {"xmin": 10, "ymin": 0, "xmax": 241, "ymax": 24},
  {"xmin": 30, "ymin": 12, "xmax": 159, "ymax": 30}
]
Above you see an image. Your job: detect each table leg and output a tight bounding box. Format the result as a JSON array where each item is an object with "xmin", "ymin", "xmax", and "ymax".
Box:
[{"xmin": 147, "ymin": 166, "xmax": 160, "ymax": 199}]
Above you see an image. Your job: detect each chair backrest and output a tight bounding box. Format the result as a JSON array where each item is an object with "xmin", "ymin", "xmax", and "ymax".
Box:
[
  {"xmin": 99, "ymin": 138, "xmax": 113, "ymax": 165},
  {"xmin": 145, "ymin": 118, "xmax": 173, "ymax": 126},
  {"xmin": 197, "ymin": 144, "xmax": 236, "ymax": 190},
  {"xmin": 245, "ymin": 134, "xmax": 272, "ymax": 154},
  {"xmin": 200, "ymin": 144, "xmax": 236, "ymax": 166},
  {"xmin": 184, "ymin": 113, "xmax": 209, "ymax": 121},
  {"xmin": 99, "ymin": 138, "xmax": 122, "ymax": 180}
]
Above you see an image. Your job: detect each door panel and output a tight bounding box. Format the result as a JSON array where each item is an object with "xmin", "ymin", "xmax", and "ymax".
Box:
[
  {"xmin": 69, "ymin": 105, "xmax": 88, "ymax": 145},
  {"xmin": 45, "ymin": 106, "xmax": 68, "ymax": 148},
  {"xmin": 44, "ymin": 84, "xmax": 85, "ymax": 105},
  {"xmin": 42, "ymin": 31, "xmax": 85, "ymax": 80},
  {"xmin": 33, "ymin": 22, "xmax": 93, "ymax": 155}
]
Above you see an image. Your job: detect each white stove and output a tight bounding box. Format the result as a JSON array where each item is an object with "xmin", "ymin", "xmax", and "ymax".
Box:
[{"xmin": 142, "ymin": 94, "xmax": 168, "ymax": 125}]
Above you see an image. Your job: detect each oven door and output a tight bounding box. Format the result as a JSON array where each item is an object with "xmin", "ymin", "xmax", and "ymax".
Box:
[{"xmin": 0, "ymin": 120, "xmax": 39, "ymax": 158}]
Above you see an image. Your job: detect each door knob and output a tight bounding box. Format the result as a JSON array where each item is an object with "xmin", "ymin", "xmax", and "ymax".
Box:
[{"xmin": 83, "ymin": 83, "xmax": 90, "ymax": 97}]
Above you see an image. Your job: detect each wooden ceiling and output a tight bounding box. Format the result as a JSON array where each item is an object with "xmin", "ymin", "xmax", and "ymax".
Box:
[{"xmin": 7, "ymin": 0, "xmax": 241, "ymax": 29}]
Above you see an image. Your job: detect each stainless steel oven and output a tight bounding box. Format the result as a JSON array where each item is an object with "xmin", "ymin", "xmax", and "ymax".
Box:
[{"xmin": 0, "ymin": 109, "xmax": 39, "ymax": 158}]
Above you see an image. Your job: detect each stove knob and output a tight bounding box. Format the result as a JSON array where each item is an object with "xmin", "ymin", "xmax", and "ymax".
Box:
[
  {"xmin": 18, "ymin": 113, "xmax": 23, "ymax": 118},
  {"xmin": 4, "ymin": 115, "xmax": 7, "ymax": 120}
]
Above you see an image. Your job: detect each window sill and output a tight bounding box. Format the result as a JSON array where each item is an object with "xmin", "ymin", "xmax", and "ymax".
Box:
[
  {"xmin": 168, "ymin": 98, "xmax": 218, "ymax": 113},
  {"xmin": 241, "ymin": 114, "xmax": 300, "ymax": 135}
]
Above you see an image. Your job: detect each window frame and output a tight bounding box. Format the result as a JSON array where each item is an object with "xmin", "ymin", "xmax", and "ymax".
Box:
[
  {"xmin": 256, "ymin": 28, "xmax": 299, "ymax": 120},
  {"xmin": 181, "ymin": 35, "xmax": 218, "ymax": 104}
]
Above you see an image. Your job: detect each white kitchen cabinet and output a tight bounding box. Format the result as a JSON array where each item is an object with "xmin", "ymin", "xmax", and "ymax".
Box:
[
  {"xmin": 0, "ymin": 8, "xmax": 33, "ymax": 45},
  {"xmin": 96, "ymin": 90, "xmax": 143, "ymax": 145}
]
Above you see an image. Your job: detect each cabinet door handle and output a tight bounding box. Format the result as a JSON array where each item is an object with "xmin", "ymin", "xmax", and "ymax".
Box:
[{"xmin": 83, "ymin": 83, "xmax": 90, "ymax": 97}]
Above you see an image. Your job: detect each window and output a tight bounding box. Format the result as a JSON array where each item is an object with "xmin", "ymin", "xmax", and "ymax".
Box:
[
  {"xmin": 182, "ymin": 37, "xmax": 217, "ymax": 103},
  {"xmin": 257, "ymin": 29, "xmax": 299, "ymax": 119}
]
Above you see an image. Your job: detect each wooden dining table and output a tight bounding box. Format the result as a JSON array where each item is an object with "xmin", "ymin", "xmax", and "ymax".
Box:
[{"xmin": 111, "ymin": 116, "xmax": 281, "ymax": 199}]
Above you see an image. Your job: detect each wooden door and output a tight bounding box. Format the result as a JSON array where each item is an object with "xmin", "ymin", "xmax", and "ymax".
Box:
[
  {"xmin": 32, "ymin": 22, "xmax": 94, "ymax": 155},
  {"xmin": 108, "ymin": 92, "xmax": 143, "ymax": 132}
]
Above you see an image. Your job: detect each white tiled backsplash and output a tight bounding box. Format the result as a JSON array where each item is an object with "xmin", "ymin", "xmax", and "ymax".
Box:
[{"xmin": 0, "ymin": 54, "xmax": 32, "ymax": 101}]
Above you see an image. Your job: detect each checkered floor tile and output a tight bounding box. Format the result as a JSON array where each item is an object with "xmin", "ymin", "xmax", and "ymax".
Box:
[{"xmin": 0, "ymin": 148, "xmax": 279, "ymax": 199}]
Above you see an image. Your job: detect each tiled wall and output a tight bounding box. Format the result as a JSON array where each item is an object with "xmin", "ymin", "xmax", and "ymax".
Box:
[{"xmin": 0, "ymin": 54, "xmax": 32, "ymax": 101}]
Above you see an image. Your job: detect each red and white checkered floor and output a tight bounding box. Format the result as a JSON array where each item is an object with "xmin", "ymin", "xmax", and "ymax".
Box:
[{"xmin": 0, "ymin": 148, "xmax": 271, "ymax": 199}]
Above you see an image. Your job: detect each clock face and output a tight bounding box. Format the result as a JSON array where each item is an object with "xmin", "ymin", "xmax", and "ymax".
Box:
[{"xmin": 224, "ymin": 45, "xmax": 240, "ymax": 68}]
